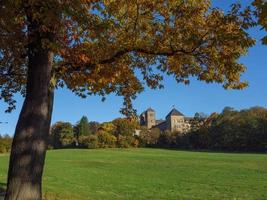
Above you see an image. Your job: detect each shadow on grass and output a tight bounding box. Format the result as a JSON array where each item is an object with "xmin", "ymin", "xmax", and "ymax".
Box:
[{"xmin": 0, "ymin": 182, "xmax": 6, "ymax": 194}]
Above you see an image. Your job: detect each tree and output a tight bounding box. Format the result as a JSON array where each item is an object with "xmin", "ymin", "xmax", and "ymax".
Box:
[
  {"xmin": 88, "ymin": 121, "xmax": 100, "ymax": 135},
  {"xmin": 96, "ymin": 130, "xmax": 117, "ymax": 148},
  {"xmin": 99, "ymin": 122, "xmax": 116, "ymax": 135},
  {"xmin": 112, "ymin": 118, "xmax": 138, "ymax": 136},
  {"xmin": 194, "ymin": 112, "xmax": 208, "ymax": 120},
  {"xmin": 112, "ymin": 118, "xmax": 139, "ymax": 147},
  {"xmin": 0, "ymin": 1, "xmax": 255, "ymax": 199},
  {"xmin": 200, "ymin": 106, "xmax": 267, "ymax": 151},
  {"xmin": 74, "ymin": 116, "xmax": 91, "ymax": 138},
  {"xmin": 222, "ymin": 106, "xmax": 235, "ymax": 113},
  {"xmin": 253, "ymin": 0, "xmax": 267, "ymax": 44},
  {"xmin": 50, "ymin": 122, "xmax": 74, "ymax": 148},
  {"xmin": 139, "ymin": 127, "xmax": 160, "ymax": 147},
  {"xmin": 96, "ymin": 122, "xmax": 117, "ymax": 148}
]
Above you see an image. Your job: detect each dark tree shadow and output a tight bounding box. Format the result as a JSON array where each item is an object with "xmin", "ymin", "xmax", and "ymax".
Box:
[{"xmin": 0, "ymin": 182, "xmax": 6, "ymax": 194}]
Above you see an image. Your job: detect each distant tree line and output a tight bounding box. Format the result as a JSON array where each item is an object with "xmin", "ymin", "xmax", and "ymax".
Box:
[
  {"xmin": 142, "ymin": 107, "xmax": 267, "ymax": 152},
  {"xmin": 1, "ymin": 106, "xmax": 267, "ymax": 153},
  {"xmin": 48, "ymin": 116, "xmax": 140, "ymax": 149}
]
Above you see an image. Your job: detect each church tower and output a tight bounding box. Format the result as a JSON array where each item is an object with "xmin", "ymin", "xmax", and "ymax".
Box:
[
  {"xmin": 140, "ymin": 108, "xmax": 156, "ymax": 129},
  {"xmin": 146, "ymin": 108, "xmax": 156, "ymax": 129}
]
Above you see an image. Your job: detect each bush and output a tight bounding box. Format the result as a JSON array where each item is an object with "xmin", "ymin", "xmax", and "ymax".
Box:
[
  {"xmin": 117, "ymin": 135, "xmax": 130, "ymax": 148},
  {"xmin": 97, "ymin": 131, "xmax": 117, "ymax": 148},
  {"xmin": 61, "ymin": 136, "xmax": 74, "ymax": 147},
  {"xmin": 0, "ymin": 136, "xmax": 12, "ymax": 153},
  {"xmin": 131, "ymin": 137, "xmax": 140, "ymax": 148},
  {"xmin": 116, "ymin": 135, "xmax": 138, "ymax": 148},
  {"xmin": 139, "ymin": 128, "xmax": 160, "ymax": 147},
  {"xmin": 79, "ymin": 135, "xmax": 99, "ymax": 149}
]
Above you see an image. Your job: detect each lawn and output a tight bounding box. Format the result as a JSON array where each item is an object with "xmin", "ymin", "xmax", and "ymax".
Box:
[{"xmin": 0, "ymin": 148, "xmax": 267, "ymax": 200}]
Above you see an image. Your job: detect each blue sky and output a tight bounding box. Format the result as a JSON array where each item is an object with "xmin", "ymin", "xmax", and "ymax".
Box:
[{"xmin": 0, "ymin": 0, "xmax": 267, "ymax": 135}]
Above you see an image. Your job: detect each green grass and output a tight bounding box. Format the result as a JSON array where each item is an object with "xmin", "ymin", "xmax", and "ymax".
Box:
[{"xmin": 0, "ymin": 148, "xmax": 267, "ymax": 200}]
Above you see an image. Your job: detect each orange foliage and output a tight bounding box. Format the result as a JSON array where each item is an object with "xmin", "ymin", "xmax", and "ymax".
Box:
[{"xmin": 0, "ymin": 0, "xmax": 256, "ymax": 115}]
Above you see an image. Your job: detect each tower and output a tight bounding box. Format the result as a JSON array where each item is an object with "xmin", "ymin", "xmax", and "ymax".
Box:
[
  {"xmin": 165, "ymin": 108, "xmax": 185, "ymax": 132},
  {"xmin": 146, "ymin": 108, "xmax": 156, "ymax": 129},
  {"xmin": 139, "ymin": 108, "xmax": 156, "ymax": 129}
]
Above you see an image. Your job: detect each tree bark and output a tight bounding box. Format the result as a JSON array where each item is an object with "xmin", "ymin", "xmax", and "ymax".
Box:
[{"xmin": 4, "ymin": 46, "xmax": 54, "ymax": 199}]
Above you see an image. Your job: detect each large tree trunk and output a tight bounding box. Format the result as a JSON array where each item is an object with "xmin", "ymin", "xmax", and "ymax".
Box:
[{"xmin": 4, "ymin": 45, "xmax": 54, "ymax": 199}]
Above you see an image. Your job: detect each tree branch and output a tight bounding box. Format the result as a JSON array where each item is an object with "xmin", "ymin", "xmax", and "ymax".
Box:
[{"xmin": 58, "ymin": 46, "xmax": 198, "ymax": 75}]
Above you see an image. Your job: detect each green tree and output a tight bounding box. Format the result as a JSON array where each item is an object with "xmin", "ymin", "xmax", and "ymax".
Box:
[
  {"xmin": 50, "ymin": 122, "xmax": 74, "ymax": 148},
  {"xmin": 74, "ymin": 116, "xmax": 91, "ymax": 138},
  {"xmin": 0, "ymin": 1, "xmax": 255, "ymax": 198},
  {"xmin": 205, "ymin": 106, "xmax": 267, "ymax": 151}
]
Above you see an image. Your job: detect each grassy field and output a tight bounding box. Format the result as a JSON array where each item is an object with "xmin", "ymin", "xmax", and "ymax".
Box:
[{"xmin": 0, "ymin": 149, "xmax": 267, "ymax": 200}]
